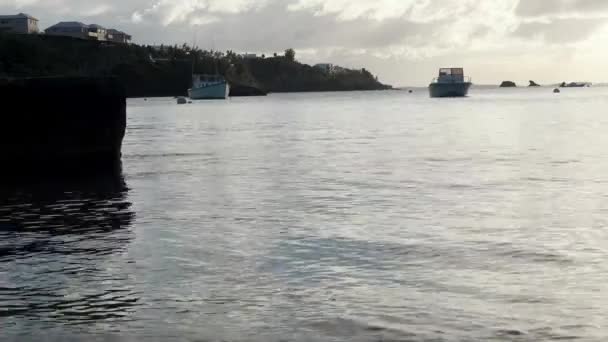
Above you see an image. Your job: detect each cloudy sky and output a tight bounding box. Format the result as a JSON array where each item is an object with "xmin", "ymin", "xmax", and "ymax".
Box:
[{"xmin": 2, "ymin": 0, "xmax": 608, "ymax": 86}]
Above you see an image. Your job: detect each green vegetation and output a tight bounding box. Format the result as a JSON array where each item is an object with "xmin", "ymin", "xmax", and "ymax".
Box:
[
  {"xmin": 284, "ymin": 48, "xmax": 296, "ymax": 62},
  {"xmin": 0, "ymin": 33, "xmax": 391, "ymax": 97}
]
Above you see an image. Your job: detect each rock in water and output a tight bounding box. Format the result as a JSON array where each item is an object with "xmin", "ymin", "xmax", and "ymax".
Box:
[
  {"xmin": 500, "ymin": 81, "xmax": 517, "ymax": 87},
  {"xmin": 553, "ymin": 88, "xmax": 560, "ymax": 93},
  {"xmin": 528, "ymin": 80, "xmax": 541, "ymax": 87}
]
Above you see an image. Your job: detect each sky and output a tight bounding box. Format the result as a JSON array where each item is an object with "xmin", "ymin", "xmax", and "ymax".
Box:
[{"xmin": 2, "ymin": 0, "xmax": 608, "ymax": 86}]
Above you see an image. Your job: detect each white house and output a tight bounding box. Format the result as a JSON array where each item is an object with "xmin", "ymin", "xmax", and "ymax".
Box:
[{"xmin": 0, "ymin": 13, "xmax": 39, "ymax": 34}]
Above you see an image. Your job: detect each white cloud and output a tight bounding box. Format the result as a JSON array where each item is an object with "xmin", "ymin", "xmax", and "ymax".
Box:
[
  {"xmin": 14, "ymin": 0, "xmax": 43, "ymax": 7},
  {"xmin": 131, "ymin": 0, "xmax": 268, "ymax": 25},
  {"xmin": 131, "ymin": 11, "xmax": 143, "ymax": 23},
  {"xmin": 516, "ymin": 0, "xmax": 608, "ymax": 18},
  {"xmin": 82, "ymin": 4, "xmax": 112, "ymax": 17},
  {"xmin": 288, "ymin": 0, "xmax": 416, "ymax": 20},
  {"xmin": 190, "ymin": 14, "xmax": 219, "ymax": 26}
]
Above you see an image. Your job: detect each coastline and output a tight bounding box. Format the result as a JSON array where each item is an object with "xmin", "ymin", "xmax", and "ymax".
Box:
[{"xmin": 0, "ymin": 33, "xmax": 391, "ymax": 97}]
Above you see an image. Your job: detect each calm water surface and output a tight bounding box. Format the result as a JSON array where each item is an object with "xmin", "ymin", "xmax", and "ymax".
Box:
[{"xmin": 3, "ymin": 87, "xmax": 608, "ymax": 341}]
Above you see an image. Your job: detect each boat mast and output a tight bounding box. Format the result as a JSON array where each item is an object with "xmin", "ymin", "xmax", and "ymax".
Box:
[
  {"xmin": 212, "ymin": 36, "xmax": 219, "ymax": 76},
  {"xmin": 191, "ymin": 27, "xmax": 197, "ymax": 77}
]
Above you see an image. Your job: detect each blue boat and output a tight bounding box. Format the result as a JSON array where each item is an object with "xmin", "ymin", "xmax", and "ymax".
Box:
[
  {"xmin": 188, "ymin": 74, "xmax": 230, "ymax": 100},
  {"xmin": 429, "ymin": 68, "xmax": 472, "ymax": 98}
]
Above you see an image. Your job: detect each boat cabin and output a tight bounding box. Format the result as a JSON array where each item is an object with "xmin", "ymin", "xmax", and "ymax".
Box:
[
  {"xmin": 192, "ymin": 74, "xmax": 226, "ymax": 88},
  {"xmin": 437, "ymin": 68, "xmax": 465, "ymax": 83}
]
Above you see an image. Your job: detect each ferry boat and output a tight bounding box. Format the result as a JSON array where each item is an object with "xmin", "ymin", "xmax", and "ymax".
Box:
[
  {"xmin": 429, "ymin": 68, "xmax": 472, "ymax": 98},
  {"xmin": 188, "ymin": 74, "xmax": 230, "ymax": 100}
]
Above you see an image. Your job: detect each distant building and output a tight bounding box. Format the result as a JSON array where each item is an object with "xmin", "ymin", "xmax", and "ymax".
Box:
[
  {"xmin": 241, "ymin": 53, "xmax": 258, "ymax": 59},
  {"xmin": 0, "ymin": 13, "xmax": 39, "ymax": 34},
  {"xmin": 45, "ymin": 22, "xmax": 94, "ymax": 39},
  {"xmin": 45, "ymin": 22, "xmax": 131, "ymax": 43},
  {"xmin": 314, "ymin": 63, "xmax": 335, "ymax": 74},
  {"xmin": 107, "ymin": 29, "xmax": 132, "ymax": 44},
  {"xmin": 88, "ymin": 24, "xmax": 107, "ymax": 41}
]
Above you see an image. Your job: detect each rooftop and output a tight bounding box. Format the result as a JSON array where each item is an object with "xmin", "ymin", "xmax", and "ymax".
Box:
[
  {"xmin": 48, "ymin": 21, "xmax": 89, "ymax": 28},
  {"xmin": 0, "ymin": 13, "xmax": 38, "ymax": 21},
  {"xmin": 107, "ymin": 29, "xmax": 128, "ymax": 34}
]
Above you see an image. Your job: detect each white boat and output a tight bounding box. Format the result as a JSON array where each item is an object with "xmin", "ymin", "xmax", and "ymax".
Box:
[
  {"xmin": 188, "ymin": 74, "xmax": 230, "ymax": 100},
  {"xmin": 429, "ymin": 68, "xmax": 472, "ymax": 98}
]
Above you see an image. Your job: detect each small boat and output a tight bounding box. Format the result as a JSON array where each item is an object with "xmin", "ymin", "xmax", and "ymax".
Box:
[
  {"xmin": 188, "ymin": 74, "xmax": 230, "ymax": 100},
  {"xmin": 429, "ymin": 68, "xmax": 472, "ymax": 98},
  {"xmin": 560, "ymin": 82, "xmax": 591, "ymax": 88}
]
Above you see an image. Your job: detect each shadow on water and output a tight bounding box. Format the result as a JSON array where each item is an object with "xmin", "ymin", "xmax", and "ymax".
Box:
[{"xmin": 0, "ymin": 165, "xmax": 139, "ymax": 326}]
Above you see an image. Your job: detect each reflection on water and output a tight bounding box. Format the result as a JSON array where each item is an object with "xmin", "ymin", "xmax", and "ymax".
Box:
[{"xmin": 0, "ymin": 170, "xmax": 137, "ymax": 327}]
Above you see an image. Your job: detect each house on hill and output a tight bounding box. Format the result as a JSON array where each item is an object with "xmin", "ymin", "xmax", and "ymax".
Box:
[
  {"xmin": 107, "ymin": 29, "xmax": 132, "ymax": 44},
  {"xmin": 45, "ymin": 22, "xmax": 94, "ymax": 40},
  {"xmin": 88, "ymin": 24, "xmax": 107, "ymax": 41},
  {"xmin": 0, "ymin": 13, "xmax": 39, "ymax": 34},
  {"xmin": 45, "ymin": 22, "xmax": 132, "ymax": 43}
]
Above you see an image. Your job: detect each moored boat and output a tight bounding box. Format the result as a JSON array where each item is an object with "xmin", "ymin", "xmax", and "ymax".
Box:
[
  {"xmin": 429, "ymin": 68, "xmax": 472, "ymax": 98},
  {"xmin": 188, "ymin": 74, "xmax": 230, "ymax": 100},
  {"xmin": 560, "ymin": 82, "xmax": 591, "ymax": 88}
]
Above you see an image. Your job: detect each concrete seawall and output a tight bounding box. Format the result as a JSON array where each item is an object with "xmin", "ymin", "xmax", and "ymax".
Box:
[{"xmin": 0, "ymin": 77, "xmax": 126, "ymax": 176}]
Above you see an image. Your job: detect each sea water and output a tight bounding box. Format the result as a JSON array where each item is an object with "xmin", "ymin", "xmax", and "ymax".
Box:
[{"xmin": 3, "ymin": 87, "xmax": 608, "ymax": 341}]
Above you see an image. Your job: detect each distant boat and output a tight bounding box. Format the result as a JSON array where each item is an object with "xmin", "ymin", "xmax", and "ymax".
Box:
[
  {"xmin": 188, "ymin": 74, "xmax": 230, "ymax": 100},
  {"xmin": 560, "ymin": 82, "xmax": 591, "ymax": 88},
  {"xmin": 429, "ymin": 68, "xmax": 472, "ymax": 98}
]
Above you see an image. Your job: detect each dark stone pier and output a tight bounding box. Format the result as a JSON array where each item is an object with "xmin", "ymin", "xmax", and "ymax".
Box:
[{"xmin": 0, "ymin": 77, "xmax": 126, "ymax": 176}]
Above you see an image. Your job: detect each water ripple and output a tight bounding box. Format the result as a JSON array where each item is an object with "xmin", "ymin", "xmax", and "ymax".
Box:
[{"xmin": 0, "ymin": 172, "xmax": 138, "ymax": 328}]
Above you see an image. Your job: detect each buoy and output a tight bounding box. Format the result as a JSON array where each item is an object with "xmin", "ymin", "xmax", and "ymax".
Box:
[
  {"xmin": 177, "ymin": 96, "xmax": 187, "ymax": 104},
  {"xmin": 553, "ymin": 88, "xmax": 560, "ymax": 93},
  {"xmin": 408, "ymin": 90, "xmax": 413, "ymax": 93}
]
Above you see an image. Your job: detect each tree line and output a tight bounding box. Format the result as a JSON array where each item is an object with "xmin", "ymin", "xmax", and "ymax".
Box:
[{"xmin": 0, "ymin": 33, "xmax": 390, "ymax": 97}]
